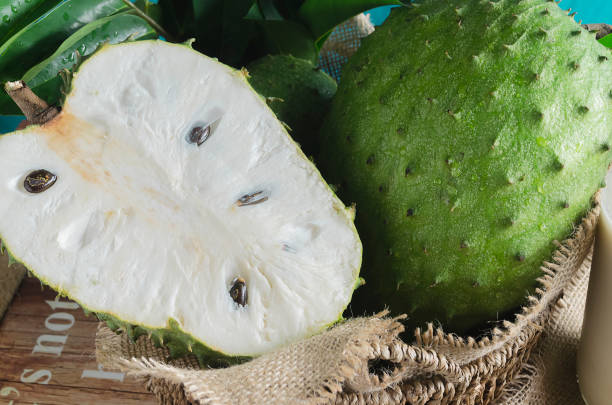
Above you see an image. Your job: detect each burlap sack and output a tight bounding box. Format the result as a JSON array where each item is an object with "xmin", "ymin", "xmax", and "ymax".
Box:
[
  {"xmin": 95, "ymin": 204, "xmax": 597, "ymax": 405},
  {"xmin": 0, "ymin": 252, "xmax": 26, "ymax": 320},
  {"xmin": 93, "ymin": 14, "xmax": 604, "ymax": 405}
]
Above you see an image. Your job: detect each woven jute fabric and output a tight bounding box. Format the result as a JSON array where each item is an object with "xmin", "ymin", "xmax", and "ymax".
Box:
[
  {"xmin": 0, "ymin": 253, "xmax": 26, "ymax": 321},
  {"xmin": 96, "ymin": 205, "xmax": 598, "ymax": 405}
]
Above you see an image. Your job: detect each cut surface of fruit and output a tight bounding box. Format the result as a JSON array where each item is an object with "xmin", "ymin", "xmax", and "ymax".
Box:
[{"xmin": 0, "ymin": 41, "xmax": 361, "ymax": 357}]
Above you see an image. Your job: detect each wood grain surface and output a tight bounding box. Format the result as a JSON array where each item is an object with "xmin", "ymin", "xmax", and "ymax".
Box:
[{"xmin": 0, "ymin": 276, "xmax": 156, "ymax": 405}]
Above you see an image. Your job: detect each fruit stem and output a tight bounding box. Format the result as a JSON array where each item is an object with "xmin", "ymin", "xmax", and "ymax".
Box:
[
  {"xmin": 4, "ymin": 81, "xmax": 59, "ymax": 125},
  {"xmin": 120, "ymin": 0, "xmax": 173, "ymax": 42}
]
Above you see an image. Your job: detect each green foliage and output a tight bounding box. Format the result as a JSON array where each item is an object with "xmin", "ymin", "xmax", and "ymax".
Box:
[
  {"xmin": 0, "ymin": 0, "xmax": 58, "ymax": 45},
  {"xmin": 298, "ymin": 0, "xmax": 402, "ymax": 41},
  {"xmin": 20, "ymin": 13, "xmax": 156, "ymax": 109},
  {"xmin": 158, "ymin": 0, "xmax": 401, "ymax": 68},
  {"xmin": 0, "ymin": 0, "xmax": 160, "ymax": 114}
]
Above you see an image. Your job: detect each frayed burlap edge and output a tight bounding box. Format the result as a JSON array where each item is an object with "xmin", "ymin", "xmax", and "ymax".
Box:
[{"xmin": 96, "ymin": 205, "xmax": 599, "ymax": 405}]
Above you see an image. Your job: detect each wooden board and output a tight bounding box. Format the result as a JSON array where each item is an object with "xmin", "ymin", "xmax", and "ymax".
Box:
[{"xmin": 0, "ymin": 277, "xmax": 157, "ymax": 405}]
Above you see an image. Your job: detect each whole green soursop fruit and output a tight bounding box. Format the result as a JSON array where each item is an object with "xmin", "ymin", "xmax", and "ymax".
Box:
[
  {"xmin": 0, "ymin": 40, "xmax": 362, "ymax": 363},
  {"xmin": 319, "ymin": 0, "xmax": 612, "ymax": 333},
  {"xmin": 247, "ymin": 55, "xmax": 337, "ymax": 157}
]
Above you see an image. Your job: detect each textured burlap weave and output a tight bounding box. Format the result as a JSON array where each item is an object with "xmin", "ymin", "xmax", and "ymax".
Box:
[
  {"xmin": 0, "ymin": 253, "xmax": 25, "ymax": 321},
  {"xmin": 96, "ymin": 205, "xmax": 598, "ymax": 405}
]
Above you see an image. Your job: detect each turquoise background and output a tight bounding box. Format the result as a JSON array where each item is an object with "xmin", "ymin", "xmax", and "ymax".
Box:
[
  {"xmin": 2, "ymin": 0, "xmax": 612, "ymax": 133},
  {"xmin": 368, "ymin": 1, "xmax": 612, "ymax": 25}
]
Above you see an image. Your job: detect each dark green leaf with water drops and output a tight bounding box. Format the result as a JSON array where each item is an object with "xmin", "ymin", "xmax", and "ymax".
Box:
[
  {"xmin": 0, "ymin": 0, "xmax": 128, "ymax": 91},
  {"xmin": 17, "ymin": 13, "xmax": 156, "ymax": 110},
  {"xmin": 0, "ymin": 0, "xmax": 57, "ymax": 46}
]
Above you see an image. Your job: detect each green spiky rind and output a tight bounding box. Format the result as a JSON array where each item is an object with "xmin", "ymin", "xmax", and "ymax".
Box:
[
  {"xmin": 320, "ymin": 0, "xmax": 612, "ymax": 333},
  {"xmin": 96, "ymin": 313, "xmax": 249, "ymax": 367},
  {"xmin": 1, "ymin": 40, "xmax": 362, "ymax": 364},
  {"xmin": 0, "ymin": 240, "xmax": 19, "ymax": 267},
  {"xmin": 246, "ymin": 54, "xmax": 337, "ymax": 157}
]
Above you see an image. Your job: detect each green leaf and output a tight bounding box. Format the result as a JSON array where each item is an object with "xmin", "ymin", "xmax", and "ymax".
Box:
[
  {"xmin": 0, "ymin": 0, "xmax": 57, "ymax": 46},
  {"xmin": 187, "ymin": 0, "xmax": 255, "ymax": 68},
  {"xmin": 598, "ymin": 33, "xmax": 612, "ymax": 49},
  {"xmin": 217, "ymin": 0, "xmax": 257, "ymax": 67},
  {"xmin": 298, "ymin": 0, "xmax": 403, "ymax": 40},
  {"xmin": 21, "ymin": 13, "xmax": 156, "ymax": 107},
  {"xmin": 256, "ymin": 0, "xmax": 283, "ymax": 21},
  {"xmin": 158, "ymin": 0, "xmax": 194, "ymax": 38},
  {"xmin": 0, "ymin": 0, "xmax": 128, "ymax": 87},
  {"xmin": 256, "ymin": 19, "xmax": 318, "ymax": 63}
]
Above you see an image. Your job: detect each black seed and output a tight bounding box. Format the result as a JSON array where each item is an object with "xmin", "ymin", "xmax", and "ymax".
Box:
[
  {"xmin": 282, "ymin": 244, "xmax": 297, "ymax": 253},
  {"xmin": 516, "ymin": 254, "xmax": 526, "ymax": 262},
  {"xmin": 406, "ymin": 208, "xmax": 414, "ymax": 217},
  {"xmin": 405, "ymin": 166, "xmax": 412, "ymax": 176},
  {"xmin": 24, "ymin": 170, "xmax": 57, "ymax": 193},
  {"xmin": 236, "ymin": 191, "xmax": 268, "ymax": 206},
  {"xmin": 187, "ymin": 125, "xmax": 211, "ymax": 146},
  {"xmin": 229, "ymin": 277, "xmax": 247, "ymax": 306}
]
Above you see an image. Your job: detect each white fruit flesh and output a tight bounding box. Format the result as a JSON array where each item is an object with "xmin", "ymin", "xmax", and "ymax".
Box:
[{"xmin": 0, "ymin": 41, "xmax": 361, "ymax": 356}]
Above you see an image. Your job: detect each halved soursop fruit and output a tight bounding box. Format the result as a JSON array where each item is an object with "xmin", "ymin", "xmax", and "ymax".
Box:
[{"xmin": 0, "ymin": 40, "xmax": 362, "ymax": 362}]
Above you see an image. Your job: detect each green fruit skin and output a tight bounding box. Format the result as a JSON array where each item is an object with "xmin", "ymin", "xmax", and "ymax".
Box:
[
  {"xmin": 0, "ymin": 0, "xmax": 128, "ymax": 114},
  {"xmin": 319, "ymin": 0, "xmax": 612, "ymax": 333},
  {"xmin": 247, "ymin": 54, "xmax": 337, "ymax": 157},
  {"xmin": 21, "ymin": 13, "xmax": 157, "ymax": 109}
]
